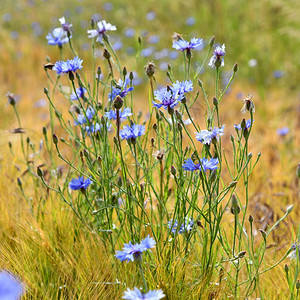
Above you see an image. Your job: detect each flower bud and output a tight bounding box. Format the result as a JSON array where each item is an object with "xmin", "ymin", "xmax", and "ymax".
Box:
[
  {"xmin": 138, "ymin": 36, "xmax": 142, "ymax": 46},
  {"xmin": 123, "ymin": 66, "xmax": 127, "ymax": 77},
  {"xmin": 249, "ymin": 215, "xmax": 254, "ymax": 223},
  {"xmin": 113, "ymin": 95, "xmax": 124, "ymax": 110},
  {"xmin": 117, "ymin": 176, "xmax": 122, "ymax": 187},
  {"xmin": 286, "ymin": 205, "xmax": 293, "ymax": 214},
  {"xmin": 231, "ymin": 194, "xmax": 241, "ymax": 215},
  {"xmin": 152, "ymin": 123, "xmax": 158, "ymax": 131},
  {"xmin": 233, "ymin": 63, "xmax": 238, "ymax": 73},
  {"xmin": 68, "ymin": 71, "xmax": 75, "ymax": 81},
  {"xmin": 97, "ymin": 66, "xmax": 101, "ymax": 77},
  {"xmin": 103, "ymin": 48, "xmax": 111, "ymax": 60},
  {"xmin": 229, "ymin": 181, "xmax": 238, "ymax": 188},
  {"xmin": 42, "ymin": 127, "xmax": 47, "ymax": 136},
  {"xmin": 198, "ymin": 79, "xmax": 203, "ymax": 88},
  {"xmin": 90, "ymin": 18, "xmax": 95, "ymax": 28},
  {"xmin": 284, "ymin": 264, "xmax": 289, "ymax": 273},
  {"xmin": 167, "ymin": 106, "xmax": 174, "ymax": 115},
  {"xmin": 145, "ymin": 61, "xmax": 156, "ymax": 78},
  {"xmin": 170, "ymin": 165, "xmax": 177, "ymax": 176},
  {"xmin": 213, "ymin": 97, "xmax": 218, "ymax": 107},
  {"xmin": 177, "ymin": 123, "xmax": 183, "ymax": 132},
  {"xmin": 17, "ymin": 177, "xmax": 22, "ymax": 188},
  {"xmin": 175, "ymin": 110, "xmax": 182, "ymax": 120},
  {"xmin": 83, "ymin": 149, "xmax": 89, "ymax": 158},
  {"xmin": 129, "ymin": 71, "xmax": 134, "ymax": 81},
  {"xmin": 37, "ymin": 167, "xmax": 44, "ymax": 178},
  {"xmin": 238, "ymin": 251, "xmax": 246, "ymax": 258},
  {"xmin": 52, "ymin": 134, "xmax": 58, "ymax": 145},
  {"xmin": 258, "ymin": 229, "xmax": 266, "ymax": 239},
  {"xmin": 296, "ymin": 280, "xmax": 300, "ymax": 290}
]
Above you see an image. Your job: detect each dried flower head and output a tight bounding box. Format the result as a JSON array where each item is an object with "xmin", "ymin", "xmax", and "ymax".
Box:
[{"xmin": 241, "ymin": 95, "xmax": 255, "ymax": 114}]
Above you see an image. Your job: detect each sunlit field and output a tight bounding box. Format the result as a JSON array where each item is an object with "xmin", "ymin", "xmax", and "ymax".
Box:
[{"xmin": 0, "ymin": 0, "xmax": 299, "ymax": 299}]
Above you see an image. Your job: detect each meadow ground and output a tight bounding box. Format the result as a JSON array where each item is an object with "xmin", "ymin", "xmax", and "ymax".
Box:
[{"xmin": 0, "ymin": 0, "xmax": 299, "ymax": 299}]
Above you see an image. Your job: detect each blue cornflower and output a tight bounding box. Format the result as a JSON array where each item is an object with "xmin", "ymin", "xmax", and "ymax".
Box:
[
  {"xmin": 153, "ymin": 86, "xmax": 183, "ymax": 110},
  {"xmin": 172, "ymin": 80, "xmax": 193, "ymax": 94},
  {"xmin": 70, "ymin": 87, "xmax": 87, "ymax": 101},
  {"xmin": 195, "ymin": 125, "xmax": 225, "ymax": 145},
  {"xmin": 277, "ymin": 127, "xmax": 289, "ymax": 136},
  {"xmin": 288, "ymin": 243, "xmax": 299, "ymax": 260},
  {"xmin": 115, "ymin": 235, "xmax": 156, "ymax": 263},
  {"xmin": 53, "ymin": 56, "xmax": 83, "ymax": 75},
  {"xmin": 105, "ymin": 107, "xmax": 132, "ymax": 121},
  {"xmin": 172, "ymin": 38, "xmax": 203, "ymax": 52},
  {"xmin": 123, "ymin": 287, "xmax": 165, "ymax": 300},
  {"xmin": 0, "ymin": 271, "xmax": 24, "ymax": 300},
  {"xmin": 209, "ymin": 44, "xmax": 226, "ymax": 68},
  {"xmin": 85, "ymin": 123, "xmax": 112, "ymax": 135},
  {"xmin": 234, "ymin": 119, "xmax": 253, "ymax": 131},
  {"xmin": 120, "ymin": 124, "xmax": 145, "ymax": 140},
  {"xmin": 74, "ymin": 107, "xmax": 95, "ymax": 125},
  {"xmin": 168, "ymin": 216, "xmax": 194, "ymax": 234},
  {"xmin": 46, "ymin": 27, "xmax": 69, "ymax": 47},
  {"xmin": 59, "ymin": 16, "xmax": 72, "ymax": 32},
  {"xmin": 69, "ymin": 176, "xmax": 92, "ymax": 191},
  {"xmin": 87, "ymin": 20, "xmax": 117, "ymax": 43},
  {"xmin": 183, "ymin": 157, "xmax": 219, "ymax": 172},
  {"xmin": 108, "ymin": 78, "xmax": 134, "ymax": 101}
]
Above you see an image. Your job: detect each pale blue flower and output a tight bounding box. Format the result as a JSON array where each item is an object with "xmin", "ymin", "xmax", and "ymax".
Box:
[
  {"xmin": 105, "ymin": 107, "xmax": 132, "ymax": 121},
  {"xmin": 0, "ymin": 271, "xmax": 24, "ymax": 300},
  {"xmin": 277, "ymin": 127, "xmax": 289, "ymax": 136},
  {"xmin": 172, "ymin": 38, "xmax": 203, "ymax": 51},
  {"xmin": 69, "ymin": 176, "xmax": 91, "ymax": 190},
  {"xmin": 70, "ymin": 87, "xmax": 87, "ymax": 101},
  {"xmin": 46, "ymin": 27, "xmax": 69, "ymax": 47},
  {"xmin": 168, "ymin": 216, "xmax": 194, "ymax": 234},
  {"xmin": 209, "ymin": 44, "xmax": 226, "ymax": 68},
  {"xmin": 123, "ymin": 287, "xmax": 165, "ymax": 300},
  {"xmin": 195, "ymin": 125, "xmax": 225, "ymax": 145},
  {"xmin": 234, "ymin": 119, "xmax": 253, "ymax": 131},
  {"xmin": 53, "ymin": 56, "xmax": 83, "ymax": 74},
  {"xmin": 115, "ymin": 235, "xmax": 156, "ymax": 263},
  {"xmin": 109, "ymin": 78, "xmax": 134, "ymax": 101},
  {"xmin": 120, "ymin": 124, "xmax": 145, "ymax": 140},
  {"xmin": 183, "ymin": 157, "xmax": 219, "ymax": 172},
  {"xmin": 87, "ymin": 20, "xmax": 116, "ymax": 43}
]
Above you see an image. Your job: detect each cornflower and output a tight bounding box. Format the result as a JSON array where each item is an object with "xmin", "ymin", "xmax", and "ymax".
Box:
[
  {"xmin": 70, "ymin": 87, "xmax": 87, "ymax": 101},
  {"xmin": 0, "ymin": 271, "xmax": 24, "ymax": 300},
  {"xmin": 59, "ymin": 16, "xmax": 72, "ymax": 32},
  {"xmin": 53, "ymin": 56, "xmax": 83, "ymax": 75},
  {"xmin": 183, "ymin": 157, "xmax": 219, "ymax": 172},
  {"xmin": 46, "ymin": 27, "xmax": 69, "ymax": 47},
  {"xmin": 87, "ymin": 20, "xmax": 116, "ymax": 43},
  {"xmin": 105, "ymin": 107, "xmax": 132, "ymax": 121},
  {"xmin": 123, "ymin": 287, "xmax": 165, "ymax": 300},
  {"xmin": 234, "ymin": 119, "xmax": 253, "ymax": 131},
  {"xmin": 172, "ymin": 38, "xmax": 203, "ymax": 52},
  {"xmin": 115, "ymin": 235, "xmax": 156, "ymax": 262},
  {"xmin": 195, "ymin": 125, "xmax": 224, "ymax": 145},
  {"xmin": 287, "ymin": 243, "xmax": 299, "ymax": 260},
  {"xmin": 153, "ymin": 86, "xmax": 183, "ymax": 110},
  {"xmin": 108, "ymin": 78, "xmax": 134, "ymax": 101},
  {"xmin": 209, "ymin": 44, "xmax": 226, "ymax": 68},
  {"xmin": 69, "ymin": 176, "xmax": 92, "ymax": 191},
  {"xmin": 74, "ymin": 107, "xmax": 95, "ymax": 125},
  {"xmin": 168, "ymin": 216, "xmax": 194, "ymax": 234},
  {"xmin": 277, "ymin": 127, "xmax": 289, "ymax": 136},
  {"xmin": 120, "ymin": 124, "xmax": 145, "ymax": 141}
]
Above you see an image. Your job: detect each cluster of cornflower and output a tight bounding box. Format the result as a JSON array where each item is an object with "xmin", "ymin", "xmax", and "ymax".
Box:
[
  {"xmin": 168, "ymin": 216, "xmax": 194, "ymax": 234},
  {"xmin": 153, "ymin": 80, "xmax": 193, "ymax": 111},
  {"xmin": 46, "ymin": 17, "xmax": 72, "ymax": 47}
]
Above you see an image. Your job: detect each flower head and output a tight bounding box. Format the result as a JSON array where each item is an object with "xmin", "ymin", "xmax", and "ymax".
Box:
[
  {"xmin": 183, "ymin": 157, "xmax": 219, "ymax": 172},
  {"xmin": 115, "ymin": 235, "xmax": 156, "ymax": 263},
  {"xmin": 153, "ymin": 86, "xmax": 183, "ymax": 110},
  {"xmin": 105, "ymin": 107, "xmax": 132, "ymax": 121},
  {"xmin": 59, "ymin": 16, "xmax": 72, "ymax": 32},
  {"xmin": 109, "ymin": 78, "xmax": 134, "ymax": 101},
  {"xmin": 46, "ymin": 27, "xmax": 69, "ymax": 47},
  {"xmin": 172, "ymin": 80, "xmax": 193, "ymax": 94},
  {"xmin": 0, "ymin": 271, "xmax": 24, "ymax": 300},
  {"xmin": 70, "ymin": 87, "xmax": 87, "ymax": 101},
  {"xmin": 168, "ymin": 216, "xmax": 194, "ymax": 234},
  {"xmin": 209, "ymin": 44, "xmax": 226, "ymax": 68},
  {"xmin": 85, "ymin": 123, "xmax": 112, "ymax": 135},
  {"xmin": 69, "ymin": 176, "xmax": 92, "ymax": 191},
  {"xmin": 74, "ymin": 107, "xmax": 95, "ymax": 125},
  {"xmin": 195, "ymin": 125, "xmax": 224, "ymax": 145},
  {"xmin": 287, "ymin": 243, "xmax": 299, "ymax": 260},
  {"xmin": 53, "ymin": 56, "xmax": 83, "ymax": 75},
  {"xmin": 277, "ymin": 127, "xmax": 289, "ymax": 136},
  {"xmin": 120, "ymin": 124, "xmax": 145, "ymax": 141},
  {"xmin": 123, "ymin": 287, "xmax": 165, "ymax": 300},
  {"xmin": 87, "ymin": 20, "xmax": 117, "ymax": 43},
  {"xmin": 172, "ymin": 38, "xmax": 203, "ymax": 51},
  {"xmin": 241, "ymin": 95, "xmax": 255, "ymax": 114},
  {"xmin": 234, "ymin": 119, "xmax": 253, "ymax": 131}
]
